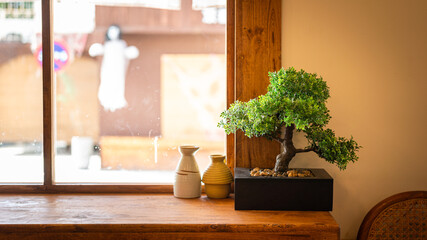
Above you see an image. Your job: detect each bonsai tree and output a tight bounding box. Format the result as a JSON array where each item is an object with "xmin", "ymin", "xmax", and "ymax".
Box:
[{"xmin": 218, "ymin": 67, "xmax": 360, "ymax": 173}]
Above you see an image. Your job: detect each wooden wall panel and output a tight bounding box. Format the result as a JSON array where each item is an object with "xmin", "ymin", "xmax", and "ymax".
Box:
[
  {"xmin": 226, "ymin": 0, "xmax": 235, "ymax": 174},
  {"xmin": 42, "ymin": 0, "xmax": 54, "ymax": 186},
  {"xmin": 235, "ymin": 0, "xmax": 281, "ymax": 169}
]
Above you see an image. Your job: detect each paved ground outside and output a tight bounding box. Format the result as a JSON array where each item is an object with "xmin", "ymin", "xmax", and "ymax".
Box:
[{"xmin": 0, "ymin": 145, "xmax": 176, "ymax": 184}]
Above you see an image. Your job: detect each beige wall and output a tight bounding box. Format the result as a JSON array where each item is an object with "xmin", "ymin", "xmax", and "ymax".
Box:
[{"xmin": 282, "ymin": 0, "xmax": 427, "ymax": 239}]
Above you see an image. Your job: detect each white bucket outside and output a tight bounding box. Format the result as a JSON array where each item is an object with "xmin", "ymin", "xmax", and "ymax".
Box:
[{"xmin": 71, "ymin": 136, "xmax": 94, "ymax": 169}]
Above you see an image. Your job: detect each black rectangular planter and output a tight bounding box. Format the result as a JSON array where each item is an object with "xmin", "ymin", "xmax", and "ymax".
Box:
[{"xmin": 234, "ymin": 167, "xmax": 333, "ymax": 211}]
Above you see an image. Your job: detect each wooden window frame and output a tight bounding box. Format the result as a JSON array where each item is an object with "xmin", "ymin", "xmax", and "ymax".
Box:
[{"xmin": 0, "ymin": 0, "xmax": 281, "ymax": 194}]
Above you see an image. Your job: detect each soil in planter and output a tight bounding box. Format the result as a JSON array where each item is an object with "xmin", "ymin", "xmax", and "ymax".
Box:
[{"xmin": 250, "ymin": 167, "xmax": 314, "ymax": 177}]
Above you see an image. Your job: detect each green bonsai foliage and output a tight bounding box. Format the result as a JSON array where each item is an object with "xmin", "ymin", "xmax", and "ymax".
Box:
[{"xmin": 218, "ymin": 67, "xmax": 360, "ymax": 172}]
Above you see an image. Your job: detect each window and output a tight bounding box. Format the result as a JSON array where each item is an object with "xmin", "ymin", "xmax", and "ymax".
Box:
[
  {"xmin": 0, "ymin": 0, "xmax": 282, "ymax": 193},
  {"xmin": 0, "ymin": 0, "xmax": 226, "ymax": 187},
  {"xmin": 51, "ymin": 0, "xmax": 226, "ymax": 184},
  {"xmin": 0, "ymin": 0, "xmax": 43, "ymax": 183},
  {"xmin": 0, "ymin": 2, "xmax": 34, "ymax": 19}
]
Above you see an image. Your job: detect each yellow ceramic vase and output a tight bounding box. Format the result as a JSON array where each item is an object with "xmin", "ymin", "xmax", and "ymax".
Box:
[{"xmin": 202, "ymin": 154, "xmax": 233, "ymax": 198}]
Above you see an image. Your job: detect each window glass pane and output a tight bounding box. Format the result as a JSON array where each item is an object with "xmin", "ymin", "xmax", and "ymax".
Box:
[
  {"xmin": 53, "ymin": 0, "xmax": 226, "ymax": 183},
  {"xmin": 0, "ymin": 0, "xmax": 43, "ymax": 183}
]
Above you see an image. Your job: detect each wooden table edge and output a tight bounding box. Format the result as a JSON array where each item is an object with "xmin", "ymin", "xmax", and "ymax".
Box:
[{"xmin": 0, "ymin": 223, "xmax": 339, "ymax": 233}]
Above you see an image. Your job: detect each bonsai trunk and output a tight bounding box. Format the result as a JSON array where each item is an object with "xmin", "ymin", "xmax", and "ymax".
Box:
[{"xmin": 274, "ymin": 125, "xmax": 297, "ymax": 173}]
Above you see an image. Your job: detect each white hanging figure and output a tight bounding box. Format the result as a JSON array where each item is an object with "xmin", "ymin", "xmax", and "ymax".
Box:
[{"xmin": 89, "ymin": 25, "xmax": 139, "ymax": 112}]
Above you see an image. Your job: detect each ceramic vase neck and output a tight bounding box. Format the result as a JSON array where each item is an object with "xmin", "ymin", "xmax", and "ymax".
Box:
[
  {"xmin": 179, "ymin": 145, "xmax": 200, "ymax": 155},
  {"xmin": 210, "ymin": 154, "xmax": 225, "ymax": 163},
  {"xmin": 176, "ymin": 145, "xmax": 200, "ymax": 173}
]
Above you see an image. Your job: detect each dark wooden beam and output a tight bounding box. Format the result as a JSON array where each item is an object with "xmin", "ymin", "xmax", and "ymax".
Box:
[
  {"xmin": 234, "ymin": 0, "xmax": 281, "ymax": 169},
  {"xmin": 41, "ymin": 0, "xmax": 54, "ymax": 185},
  {"xmin": 226, "ymin": 0, "xmax": 236, "ymax": 175}
]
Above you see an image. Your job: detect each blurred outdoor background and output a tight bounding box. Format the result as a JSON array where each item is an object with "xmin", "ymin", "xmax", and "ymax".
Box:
[{"xmin": 0, "ymin": 0, "xmax": 226, "ymax": 183}]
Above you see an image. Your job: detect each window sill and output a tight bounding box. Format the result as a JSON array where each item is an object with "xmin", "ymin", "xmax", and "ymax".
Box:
[{"xmin": 0, "ymin": 193, "xmax": 339, "ymax": 240}]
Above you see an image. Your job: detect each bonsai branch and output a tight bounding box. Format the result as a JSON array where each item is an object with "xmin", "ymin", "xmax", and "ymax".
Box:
[
  {"xmin": 274, "ymin": 125, "xmax": 297, "ymax": 172},
  {"xmin": 274, "ymin": 125, "xmax": 318, "ymax": 172},
  {"xmin": 295, "ymin": 147, "xmax": 315, "ymax": 153}
]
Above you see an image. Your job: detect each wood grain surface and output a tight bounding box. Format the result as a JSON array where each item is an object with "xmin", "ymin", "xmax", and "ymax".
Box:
[
  {"xmin": 235, "ymin": 0, "xmax": 282, "ymax": 169},
  {"xmin": 0, "ymin": 194, "xmax": 339, "ymax": 240},
  {"xmin": 0, "ymin": 185, "xmax": 173, "ymax": 194},
  {"xmin": 227, "ymin": 0, "xmax": 236, "ymax": 175},
  {"xmin": 41, "ymin": 0, "xmax": 54, "ymax": 186}
]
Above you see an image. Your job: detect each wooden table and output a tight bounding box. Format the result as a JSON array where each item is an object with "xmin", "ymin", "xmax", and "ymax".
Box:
[{"xmin": 0, "ymin": 194, "xmax": 339, "ymax": 240}]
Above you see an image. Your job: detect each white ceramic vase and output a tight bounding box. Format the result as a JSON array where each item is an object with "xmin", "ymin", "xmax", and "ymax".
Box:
[{"xmin": 174, "ymin": 145, "xmax": 201, "ymax": 198}]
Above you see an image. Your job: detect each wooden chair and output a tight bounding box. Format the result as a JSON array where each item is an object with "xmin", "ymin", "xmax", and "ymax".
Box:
[{"xmin": 357, "ymin": 191, "xmax": 426, "ymax": 240}]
